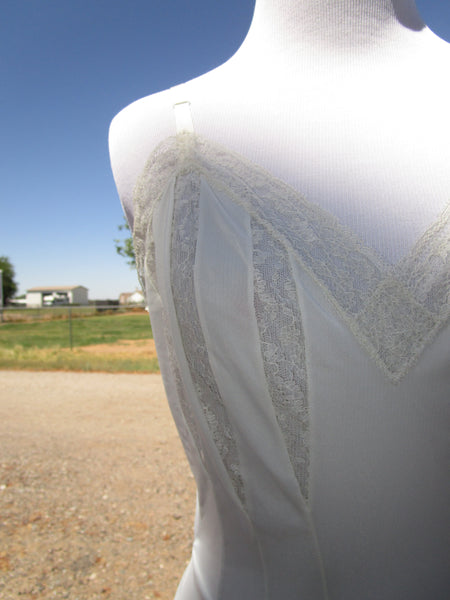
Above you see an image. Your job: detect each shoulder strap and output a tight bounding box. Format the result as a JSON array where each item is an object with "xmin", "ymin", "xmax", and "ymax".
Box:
[{"xmin": 173, "ymin": 100, "xmax": 194, "ymax": 134}]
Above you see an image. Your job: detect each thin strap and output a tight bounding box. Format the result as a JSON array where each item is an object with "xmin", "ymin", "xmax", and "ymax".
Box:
[{"xmin": 173, "ymin": 101, "xmax": 194, "ymax": 134}]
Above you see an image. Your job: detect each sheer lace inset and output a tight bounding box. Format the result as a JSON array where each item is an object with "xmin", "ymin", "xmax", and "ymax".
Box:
[
  {"xmin": 160, "ymin": 302, "xmax": 206, "ymax": 468},
  {"xmin": 140, "ymin": 188, "xmax": 206, "ymax": 474},
  {"xmin": 253, "ymin": 221, "xmax": 310, "ymax": 499},
  {"xmin": 170, "ymin": 171, "xmax": 246, "ymax": 505},
  {"xmin": 134, "ymin": 141, "xmax": 181, "ymax": 288},
  {"xmin": 133, "ymin": 133, "xmax": 449, "ymax": 383},
  {"xmin": 399, "ymin": 205, "xmax": 450, "ymax": 313}
]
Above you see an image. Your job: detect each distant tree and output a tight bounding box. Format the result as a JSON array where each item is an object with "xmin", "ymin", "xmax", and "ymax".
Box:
[
  {"xmin": 0, "ymin": 256, "xmax": 18, "ymax": 304},
  {"xmin": 114, "ymin": 218, "xmax": 136, "ymax": 268}
]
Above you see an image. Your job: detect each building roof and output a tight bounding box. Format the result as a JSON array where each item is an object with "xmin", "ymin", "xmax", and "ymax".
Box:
[{"xmin": 27, "ymin": 285, "xmax": 88, "ymax": 292}]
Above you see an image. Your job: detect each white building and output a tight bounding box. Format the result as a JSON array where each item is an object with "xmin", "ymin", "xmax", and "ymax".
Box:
[
  {"xmin": 26, "ymin": 285, "xmax": 89, "ymax": 307},
  {"xmin": 119, "ymin": 289, "xmax": 145, "ymax": 305}
]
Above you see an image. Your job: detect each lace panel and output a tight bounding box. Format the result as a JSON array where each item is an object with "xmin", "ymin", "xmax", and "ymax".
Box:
[
  {"xmin": 355, "ymin": 277, "xmax": 437, "ymax": 377},
  {"xmin": 136, "ymin": 219, "xmax": 206, "ymax": 476},
  {"xmin": 399, "ymin": 204, "xmax": 450, "ymax": 314},
  {"xmin": 252, "ymin": 220, "xmax": 310, "ymax": 500},
  {"xmin": 133, "ymin": 134, "xmax": 449, "ymax": 382},
  {"xmin": 133, "ymin": 139, "xmax": 185, "ymax": 292},
  {"xmin": 170, "ymin": 170, "xmax": 246, "ymax": 505},
  {"xmin": 160, "ymin": 302, "xmax": 206, "ymax": 467}
]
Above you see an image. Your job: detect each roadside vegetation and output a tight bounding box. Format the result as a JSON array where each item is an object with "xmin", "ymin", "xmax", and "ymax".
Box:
[{"xmin": 0, "ymin": 310, "xmax": 159, "ymax": 373}]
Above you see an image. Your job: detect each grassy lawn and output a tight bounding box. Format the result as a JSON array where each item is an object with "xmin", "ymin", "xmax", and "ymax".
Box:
[
  {"xmin": 0, "ymin": 312, "xmax": 159, "ymax": 373},
  {"xmin": 0, "ymin": 313, "xmax": 152, "ymax": 349}
]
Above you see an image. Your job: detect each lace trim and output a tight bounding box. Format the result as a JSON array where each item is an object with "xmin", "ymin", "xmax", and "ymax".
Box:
[
  {"xmin": 160, "ymin": 302, "xmax": 206, "ymax": 468},
  {"xmin": 139, "ymin": 182, "xmax": 206, "ymax": 473},
  {"xmin": 133, "ymin": 139, "xmax": 190, "ymax": 292},
  {"xmin": 170, "ymin": 171, "xmax": 246, "ymax": 505},
  {"xmin": 134, "ymin": 133, "xmax": 449, "ymax": 382},
  {"xmin": 253, "ymin": 221, "xmax": 310, "ymax": 500},
  {"xmin": 398, "ymin": 204, "xmax": 450, "ymax": 313}
]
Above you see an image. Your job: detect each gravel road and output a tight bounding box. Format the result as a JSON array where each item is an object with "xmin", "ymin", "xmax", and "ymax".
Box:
[{"xmin": 0, "ymin": 371, "xmax": 196, "ymax": 600}]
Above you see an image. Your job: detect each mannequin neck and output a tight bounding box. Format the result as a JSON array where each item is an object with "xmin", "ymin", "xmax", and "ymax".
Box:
[{"xmin": 240, "ymin": 0, "xmax": 425, "ymax": 55}]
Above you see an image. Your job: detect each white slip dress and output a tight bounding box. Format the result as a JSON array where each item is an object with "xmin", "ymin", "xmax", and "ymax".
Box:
[{"xmin": 131, "ymin": 104, "xmax": 450, "ymax": 600}]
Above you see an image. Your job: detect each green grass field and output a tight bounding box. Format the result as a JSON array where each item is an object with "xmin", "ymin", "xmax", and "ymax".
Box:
[
  {"xmin": 0, "ymin": 313, "xmax": 152, "ymax": 349},
  {"xmin": 0, "ymin": 312, "xmax": 159, "ymax": 373}
]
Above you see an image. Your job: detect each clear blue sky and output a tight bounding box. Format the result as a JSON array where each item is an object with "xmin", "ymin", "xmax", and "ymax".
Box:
[{"xmin": 1, "ymin": 0, "xmax": 449, "ymax": 300}]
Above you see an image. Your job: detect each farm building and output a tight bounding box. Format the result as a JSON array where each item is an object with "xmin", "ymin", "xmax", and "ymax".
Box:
[
  {"xmin": 119, "ymin": 289, "xmax": 145, "ymax": 305},
  {"xmin": 26, "ymin": 285, "xmax": 89, "ymax": 307}
]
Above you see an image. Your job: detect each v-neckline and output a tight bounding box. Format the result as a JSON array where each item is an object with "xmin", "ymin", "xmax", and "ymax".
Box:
[{"xmin": 133, "ymin": 133, "xmax": 450, "ymax": 383}]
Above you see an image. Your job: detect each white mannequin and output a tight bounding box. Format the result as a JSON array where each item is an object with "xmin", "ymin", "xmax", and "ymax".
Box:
[
  {"xmin": 109, "ymin": 0, "xmax": 450, "ymax": 263},
  {"xmin": 109, "ymin": 4, "xmax": 450, "ymax": 597}
]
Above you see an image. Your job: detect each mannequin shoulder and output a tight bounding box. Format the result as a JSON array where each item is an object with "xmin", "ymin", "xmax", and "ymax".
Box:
[
  {"xmin": 108, "ymin": 70, "xmax": 225, "ymax": 211},
  {"xmin": 109, "ymin": 89, "xmax": 176, "ymax": 173},
  {"xmin": 109, "ymin": 87, "xmax": 182, "ymax": 213}
]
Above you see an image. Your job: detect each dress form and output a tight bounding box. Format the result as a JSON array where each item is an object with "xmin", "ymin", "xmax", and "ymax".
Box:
[
  {"xmin": 109, "ymin": 0, "xmax": 450, "ymax": 264},
  {"xmin": 109, "ymin": 3, "xmax": 449, "ymax": 598}
]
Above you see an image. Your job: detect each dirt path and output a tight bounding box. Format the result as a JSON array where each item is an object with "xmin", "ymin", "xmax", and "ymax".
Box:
[{"xmin": 0, "ymin": 371, "xmax": 196, "ymax": 599}]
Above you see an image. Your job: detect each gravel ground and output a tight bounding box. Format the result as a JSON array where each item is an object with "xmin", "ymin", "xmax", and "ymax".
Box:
[{"xmin": 0, "ymin": 371, "xmax": 196, "ymax": 600}]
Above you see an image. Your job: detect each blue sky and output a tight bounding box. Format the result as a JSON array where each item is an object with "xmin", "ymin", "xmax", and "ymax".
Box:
[{"xmin": 1, "ymin": 0, "xmax": 449, "ymax": 300}]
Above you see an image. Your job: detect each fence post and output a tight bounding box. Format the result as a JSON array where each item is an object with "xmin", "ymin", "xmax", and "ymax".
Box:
[{"xmin": 68, "ymin": 306, "xmax": 73, "ymax": 350}]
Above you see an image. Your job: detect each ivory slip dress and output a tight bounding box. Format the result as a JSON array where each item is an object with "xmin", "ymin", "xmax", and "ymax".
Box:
[{"xmin": 130, "ymin": 108, "xmax": 449, "ymax": 599}]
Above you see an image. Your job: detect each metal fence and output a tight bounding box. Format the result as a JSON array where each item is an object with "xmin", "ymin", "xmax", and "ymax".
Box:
[{"xmin": 0, "ymin": 304, "xmax": 148, "ymax": 350}]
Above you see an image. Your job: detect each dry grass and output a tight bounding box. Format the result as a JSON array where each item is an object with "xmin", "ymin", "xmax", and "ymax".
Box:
[{"xmin": 0, "ymin": 340, "xmax": 159, "ymax": 374}]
